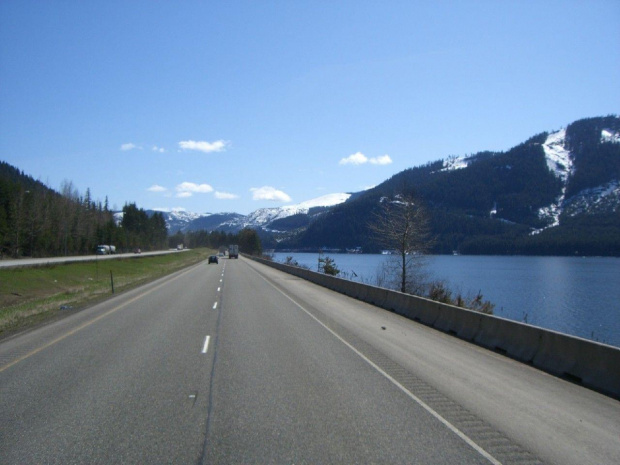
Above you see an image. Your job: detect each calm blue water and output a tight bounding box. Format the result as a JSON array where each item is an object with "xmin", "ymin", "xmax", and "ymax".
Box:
[{"xmin": 272, "ymin": 253, "xmax": 620, "ymax": 348}]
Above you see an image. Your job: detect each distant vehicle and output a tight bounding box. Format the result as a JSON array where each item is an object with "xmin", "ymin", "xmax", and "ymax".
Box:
[
  {"xmin": 208, "ymin": 255, "xmax": 219, "ymax": 264},
  {"xmin": 96, "ymin": 245, "xmax": 116, "ymax": 255},
  {"xmin": 177, "ymin": 244, "xmax": 184, "ymax": 250},
  {"xmin": 228, "ymin": 244, "xmax": 239, "ymax": 259},
  {"xmin": 134, "ymin": 248, "xmax": 141, "ymax": 254}
]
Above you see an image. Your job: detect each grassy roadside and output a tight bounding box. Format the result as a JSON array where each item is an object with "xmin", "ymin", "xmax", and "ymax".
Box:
[{"xmin": 0, "ymin": 248, "xmax": 213, "ymax": 339}]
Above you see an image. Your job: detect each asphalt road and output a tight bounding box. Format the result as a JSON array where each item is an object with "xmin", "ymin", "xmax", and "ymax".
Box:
[
  {"xmin": 0, "ymin": 249, "xmax": 185, "ymax": 268},
  {"xmin": 1, "ymin": 257, "xmax": 618, "ymax": 464}
]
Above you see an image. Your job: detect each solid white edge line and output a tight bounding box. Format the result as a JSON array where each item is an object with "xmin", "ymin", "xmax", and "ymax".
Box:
[
  {"xmin": 202, "ymin": 335, "xmax": 210, "ymax": 354},
  {"xmin": 256, "ymin": 272, "xmax": 502, "ymax": 465}
]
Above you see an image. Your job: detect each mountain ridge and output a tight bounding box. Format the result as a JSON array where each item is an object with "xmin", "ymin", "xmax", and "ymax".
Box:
[
  {"xmin": 3, "ymin": 115, "xmax": 619, "ymax": 256},
  {"xmin": 149, "ymin": 192, "xmax": 352, "ymax": 234},
  {"xmin": 151, "ymin": 116, "xmax": 620, "ymax": 255},
  {"xmin": 284, "ymin": 116, "xmax": 619, "ymax": 255}
]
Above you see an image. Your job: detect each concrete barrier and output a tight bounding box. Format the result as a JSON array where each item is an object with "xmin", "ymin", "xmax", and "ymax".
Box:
[
  {"xmin": 434, "ymin": 304, "xmax": 484, "ymax": 342},
  {"xmin": 473, "ymin": 315, "xmax": 543, "ymax": 363},
  {"xmin": 249, "ymin": 256, "xmax": 620, "ymax": 398},
  {"xmin": 533, "ymin": 330, "xmax": 620, "ymax": 394}
]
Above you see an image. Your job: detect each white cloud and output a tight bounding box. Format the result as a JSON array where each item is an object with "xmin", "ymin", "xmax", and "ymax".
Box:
[
  {"xmin": 121, "ymin": 142, "xmax": 141, "ymax": 151},
  {"xmin": 179, "ymin": 139, "xmax": 229, "ymax": 153},
  {"xmin": 153, "ymin": 207, "xmax": 187, "ymax": 212},
  {"xmin": 339, "ymin": 151, "xmax": 393, "ymax": 166},
  {"xmin": 152, "ymin": 145, "xmax": 165, "ymax": 153},
  {"xmin": 339, "ymin": 152, "xmax": 368, "ymax": 165},
  {"xmin": 369, "ymin": 154, "xmax": 393, "ymax": 165},
  {"xmin": 147, "ymin": 184, "xmax": 167, "ymax": 192},
  {"xmin": 175, "ymin": 181, "xmax": 214, "ymax": 197},
  {"xmin": 177, "ymin": 182, "xmax": 214, "ymax": 193},
  {"xmin": 215, "ymin": 191, "xmax": 239, "ymax": 200},
  {"xmin": 250, "ymin": 186, "xmax": 292, "ymax": 202}
]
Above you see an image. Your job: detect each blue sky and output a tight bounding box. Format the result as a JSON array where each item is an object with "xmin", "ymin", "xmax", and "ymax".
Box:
[{"xmin": 1, "ymin": 1, "xmax": 619, "ymax": 214}]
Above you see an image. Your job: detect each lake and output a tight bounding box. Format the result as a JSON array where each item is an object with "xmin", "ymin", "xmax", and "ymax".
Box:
[{"xmin": 271, "ymin": 253, "xmax": 620, "ymax": 348}]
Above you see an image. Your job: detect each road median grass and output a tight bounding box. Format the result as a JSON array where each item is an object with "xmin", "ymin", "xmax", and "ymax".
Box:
[{"xmin": 0, "ymin": 248, "xmax": 212, "ymax": 338}]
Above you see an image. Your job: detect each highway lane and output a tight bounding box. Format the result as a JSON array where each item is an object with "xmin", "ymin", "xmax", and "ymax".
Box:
[
  {"xmin": 1, "ymin": 256, "xmax": 618, "ymax": 463},
  {"xmin": 0, "ymin": 248, "xmax": 186, "ymax": 268},
  {"xmin": 239, "ymin": 258, "xmax": 620, "ymax": 465},
  {"xmin": 1, "ymin": 259, "xmax": 221, "ymax": 463},
  {"xmin": 205, "ymin": 258, "xmax": 490, "ymax": 464},
  {"xmin": 2, "ymin": 255, "xmax": 491, "ymax": 464}
]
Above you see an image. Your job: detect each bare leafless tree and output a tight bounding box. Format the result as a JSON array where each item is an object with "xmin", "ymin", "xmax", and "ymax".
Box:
[{"xmin": 368, "ymin": 193, "xmax": 433, "ymax": 294}]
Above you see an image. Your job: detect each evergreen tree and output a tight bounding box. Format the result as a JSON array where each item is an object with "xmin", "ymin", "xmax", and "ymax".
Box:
[{"xmin": 238, "ymin": 228, "xmax": 262, "ymax": 255}]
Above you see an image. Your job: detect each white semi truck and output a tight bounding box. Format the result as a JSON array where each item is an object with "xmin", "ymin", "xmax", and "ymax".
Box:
[{"xmin": 96, "ymin": 245, "xmax": 116, "ymax": 255}]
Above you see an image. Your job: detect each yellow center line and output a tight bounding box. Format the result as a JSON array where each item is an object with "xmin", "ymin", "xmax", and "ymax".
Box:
[{"xmin": 0, "ymin": 266, "xmax": 193, "ymax": 373}]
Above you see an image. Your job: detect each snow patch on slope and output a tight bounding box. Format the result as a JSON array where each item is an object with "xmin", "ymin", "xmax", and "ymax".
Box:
[
  {"xmin": 534, "ymin": 127, "xmax": 619, "ymax": 234},
  {"xmin": 113, "ymin": 211, "xmax": 123, "ymax": 226},
  {"xmin": 563, "ymin": 180, "xmax": 620, "ymax": 216},
  {"xmin": 601, "ymin": 129, "xmax": 620, "ymax": 144},
  {"xmin": 441, "ymin": 155, "xmax": 471, "ymax": 172},
  {"xmin": 533, "ymin": 129, "xmax": 573, "ymax": 234},
  {"xmin": 543, "ymin": 129, "xmax": 573, "ymax": 183},
  {"xmin": 294, "ymin": 192, "xmax": 351, "ymax": 209}
]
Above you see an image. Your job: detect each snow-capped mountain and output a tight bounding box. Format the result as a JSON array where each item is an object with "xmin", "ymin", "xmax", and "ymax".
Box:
[
  {"xmin": 145, "ymin": 209, "xmax": 222, "ymax": 233},
  {"xmin": 240, "ymin": 193, "xmax": 351, "ymax": 229},
  {"xmin": 155, "ymin": 193, "xmax": 352, "ymax": 234},
  {"xmin": 152, "ymin": 116, "xmax": 619, "ymax": 255}
]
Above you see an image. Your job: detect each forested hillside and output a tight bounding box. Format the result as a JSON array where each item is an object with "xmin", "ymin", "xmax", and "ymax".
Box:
[
  {"xmin": 4, "ymin": 115, "xmax": 618, "ymax": 257},
  {"xmin": 0, "ymin": 161, "xmax": 168, "ymax": 258},
  {"xmin": 281, "ymin": 116, "xmax": 620, "ymax": 256}
]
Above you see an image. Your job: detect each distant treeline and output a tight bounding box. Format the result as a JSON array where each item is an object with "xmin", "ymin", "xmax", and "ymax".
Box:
[
  {"xmin": 168, "ymin": 230, "xmax": 237, "ymax": 251},
  {"xmin": 169, "ymin": 228, "xmax": 262, "ymax": 256},
  {"xmin": 1, "ymin": 161, "xmax": 167, "ymax": 258}
]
